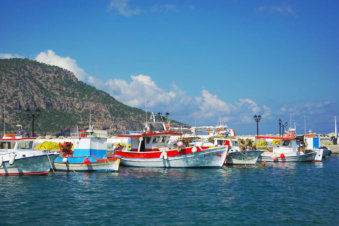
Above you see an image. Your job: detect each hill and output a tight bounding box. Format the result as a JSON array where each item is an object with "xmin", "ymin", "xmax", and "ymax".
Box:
[{"xmin": 0, "ymin": 58, "xmax": 184, "ymax": 136}]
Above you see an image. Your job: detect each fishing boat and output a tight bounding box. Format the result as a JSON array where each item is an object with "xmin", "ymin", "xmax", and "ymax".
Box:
[
  {"xmin": 0, "ymin": 134, "xmax": 58, "ymax": 175},
  {"xmin": 256, "ymin": 136, "xmax": 316, "ymax": 162},
  {"xmin": 304, "ymin": 135, "xmax": 331, "ymax": 161},
  {"xmin": 114, "ymin": 115, "xmax": 229, "ymax": 168},
  {"xmin": 214, "ymin": 138, "xmax": 262, "ymax": 165},
  {"xmin": 53, "ymin": 130, "xmax": 120, "ymax": 172}
]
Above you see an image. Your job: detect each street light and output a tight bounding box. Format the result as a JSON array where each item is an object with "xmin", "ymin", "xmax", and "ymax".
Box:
[
  {"xmin": 26, "ymin": 108, "xmax": 41, "ymax": 137},
  {"xmin": 165, "ymin": 112, "xmax": 170, "ymax": 123},
  {"xmin": 279, "ymin": 119, "xmax": 282, "ymax": 136},
  {"xmin": 254, "ymin": 114, "xmax": 262, "ymax": 136},
  {"xmin": 158, "ymin": 112, "xmax": 163, "ymax": 121},
  {"xmin": 281, "ymin": 122, "xmax": 288, "ymax": 136}
]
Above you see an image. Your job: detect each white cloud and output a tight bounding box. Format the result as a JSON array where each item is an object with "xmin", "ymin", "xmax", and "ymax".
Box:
[
  {"xmin": 107, "ymin": 0, "xmax": 142, "ymax": 16},
  {"xmin": 35, "ymin": 50, "xmax": 90, "ymax": 82},
  {"xmin": 0, "ymin": 53, "xmax": 23, "ymax": 59},
  {"xmin": 2, "ymin": 50, "xmax": 335, "ymax": 133},
  {"xmin": 104, "ymin": 75, "xmax": 272, "ymax": 126},
  {"xmin": 256, "ymin": 4, "xmax": 297, "ymax": 17},
  {"xmin": 107, "ymin": 0, "xmax": 181, "ymax": 16},
  {"xmin": 194, "ymin": 90, "xmax": 233, "ymax": 119},
  {"xmin": 105, "ymin": 74, "xmax": 176, "ymax": 108},
  {"xmin": 279, "ymin": 101, "xmax": 331, "ymax": 116},
  {"xmin": 262, "ymin": 105, "xmax": 272, "ymax": 118},
  {"xmin": 237, "ymin": 98, "xmax": 260, "ymax": 114}
]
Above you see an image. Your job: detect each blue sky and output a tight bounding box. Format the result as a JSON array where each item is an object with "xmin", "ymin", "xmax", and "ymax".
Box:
[{"xmin": 1, "ymin": 0, "xmax": 338, "ymax": 134}]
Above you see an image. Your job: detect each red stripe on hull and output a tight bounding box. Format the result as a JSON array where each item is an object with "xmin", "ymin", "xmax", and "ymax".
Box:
[
  {"xmin": 115, "ymin": 147, "xmax": 204, "ymax": 159},
  {"xmin": 96, "ymin": 157, "xmax": 120, "ymax": 163}
]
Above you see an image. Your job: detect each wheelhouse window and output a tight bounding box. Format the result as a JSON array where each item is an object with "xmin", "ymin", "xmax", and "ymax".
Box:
[
  {"xmin": 282, "ymin": 140, "xmax": 290, "ymax": 146},
  {"xmin": 232, "ymin": 141, "xmax": 238, "ymax": 146},
  {"xmin": 17, "ymin": 141, "xmax": 33, "ymax": 149},
  {"xmin": 0, "ymin": 142, "xmax": 15, "ymax": 149},
  {"xmin": 217, "ymin": 140, "xmax": 224, "ymax": 145}
]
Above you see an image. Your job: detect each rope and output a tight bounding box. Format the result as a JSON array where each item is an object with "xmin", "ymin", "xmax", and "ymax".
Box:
[{"xmin": 46, "ymin": 151, "xmax": 56, "ymax": 175}]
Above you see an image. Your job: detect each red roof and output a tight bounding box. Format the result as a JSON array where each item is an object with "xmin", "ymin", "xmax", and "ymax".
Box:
[{"xmin": 0, "ymin": 138, "xmax": 36, "ymax": 141}]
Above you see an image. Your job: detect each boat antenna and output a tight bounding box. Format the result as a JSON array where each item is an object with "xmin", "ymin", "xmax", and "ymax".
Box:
[
  {"xmin": 304, "ymin": 115, "xmax": 306, "ymax": 134},
  {"xmin": 335, "ymin": 116, "xmax": 337, "ymax": 138},
  {"xmin": 289, "ymin": 113, "xmax": 292, "ymax": 130},
  {"xmin": 3, "ymin": 106, "xmax": 5, "ymax": 136},
  {"xmin": 89, "ymin": 110, "xmax": 92, "ymax": 130},
  {"xmin": 144, "ymin": 103, "xmax": 147, "ymax": 123}
]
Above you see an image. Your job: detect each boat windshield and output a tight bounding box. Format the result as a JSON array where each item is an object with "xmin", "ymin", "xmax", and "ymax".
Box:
[
  {"xmin": 231, "ymin": 141, "xmax": 238, "ymax": 146},
  {"xmin": 17, "ymin": 140, "xmax": 34, "ymax": 149},
  {"xmin": 0, "ymin": 141, "xmax": 15, "ymax": 149},
  {"xmin": 282, "ymin": 140, "xmax": 290, "ymax": 146}
]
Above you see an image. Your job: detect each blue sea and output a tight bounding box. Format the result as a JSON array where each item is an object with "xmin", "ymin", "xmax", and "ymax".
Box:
[{"xmin": 1, "ymin": 156, "xmax": 338, "ymax": 225}]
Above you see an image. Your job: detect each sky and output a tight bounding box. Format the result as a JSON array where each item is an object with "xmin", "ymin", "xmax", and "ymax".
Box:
[{"xmin": 0, "ymin": 0, "xmax": 338, "ymax": 135}]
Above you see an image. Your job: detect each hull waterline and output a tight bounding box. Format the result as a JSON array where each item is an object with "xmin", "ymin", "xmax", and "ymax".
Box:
[
  {"xmin": 226, "ymin": 151, "xmax": 262, "ymax": 165},
  {"xmin": 259, "ymin": 152, "xmax": 316, "ymax": 162},
  {"xmin": 119, "ymin": 146, "xmax": 228, "ymax": 168},
  {"xmin": 0, "ymin": 154, "xmax": 58, "ymax": 176},
  {"xmin": 54, "ymin": 158, "xmax": 120, "ymax": 172}
]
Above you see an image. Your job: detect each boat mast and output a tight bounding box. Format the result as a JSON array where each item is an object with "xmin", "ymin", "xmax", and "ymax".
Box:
[
  {"xmin": 145, "ymin": 103, "xmax": 148, "ymax": 130},
  {"xmin": 3, "ymin": 106, "xmax": 5, "ymax": 136},
  {"xmin": 304, "ymin": 115, "xmax": 306, "ymax": 134},
  {"xmin": 335, "ymin": 116, "xmax": 337, "ymax": 138},
  {"xmin": 89, "ymin": 110, "xmax": 92, "ymax": 130}
]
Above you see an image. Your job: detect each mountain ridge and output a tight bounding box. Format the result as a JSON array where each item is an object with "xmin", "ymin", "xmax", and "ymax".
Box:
[{"xmin": 0, "ymin": 58, "xmax": 185, "ymax": 136}]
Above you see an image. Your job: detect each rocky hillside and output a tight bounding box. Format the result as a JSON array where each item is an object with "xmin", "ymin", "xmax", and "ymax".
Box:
[{"xmin": 0, "ymin": 58, "xmax": 184, "ymax": 136}]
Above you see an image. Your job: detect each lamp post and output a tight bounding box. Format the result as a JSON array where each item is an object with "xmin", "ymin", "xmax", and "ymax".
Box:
[
  {"xmin": 254, "ymin": 114, "xmax": 262, "ymax": 136},
  {"xmin": 165, "ymin": 112, "xmax": 170, "ymax": 123},
  {"xmin": 281, "ymin": 122, "xmax": 288, "ymax": 136},
  {"xmin": 158, "ymin": 112, "xmax": 163, "ymax": 121},
  {"xmin": 279, "ymin": 119, "xmax": 282, "ymax": 136},
  {"xmin": 26, "ymin": 108, "xmax": 41, "ymax": 137}
]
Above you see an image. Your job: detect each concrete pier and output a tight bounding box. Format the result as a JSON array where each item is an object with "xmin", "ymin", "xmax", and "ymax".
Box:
[{"xmin": 326, "ymin": 145, "xmax": 339, "ymax": 154}]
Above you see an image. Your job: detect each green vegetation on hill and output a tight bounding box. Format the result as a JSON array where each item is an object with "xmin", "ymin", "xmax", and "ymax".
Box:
[{"xmin": 0, "ymin": 58, "xmax": 186, "ymax": 136}]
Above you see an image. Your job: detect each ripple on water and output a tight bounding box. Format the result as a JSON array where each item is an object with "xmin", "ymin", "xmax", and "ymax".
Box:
[{"xmin": 0, "ymin": 157, "xmax": 339, "ymax": 225}]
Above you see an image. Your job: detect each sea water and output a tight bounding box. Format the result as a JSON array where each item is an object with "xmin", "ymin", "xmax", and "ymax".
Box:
[{"xmin": 0, "ymin": 156, "xmax": 338, "ymax": 225}]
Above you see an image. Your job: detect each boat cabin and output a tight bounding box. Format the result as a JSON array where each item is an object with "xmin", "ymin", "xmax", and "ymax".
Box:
[
  {"xmin": 72, "ymin": 130, "xmax": 108, "ymax": 159},
  {"xmin": 0, "ymin": 137, "xmax": 35, "ymax": 151},
  {"xmin": 255, "ymin": 136, "xmax": 299, "ymax": 154},
  {"xmin": 118, "ymin": 132, "xmax": 182, "ymax": 152}
]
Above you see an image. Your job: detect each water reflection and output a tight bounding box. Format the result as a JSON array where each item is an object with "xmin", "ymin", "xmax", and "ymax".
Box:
[
  {"xmin": 108, "ymin": 167, "xmax": 231, "ymax": 182},
  {"xmin": 268, "ymin": 161, "xmax": 297, "ymax": 170},
  {"xmin": 314, "ymin": 162, "xmax": 324, "ymax": 168}
]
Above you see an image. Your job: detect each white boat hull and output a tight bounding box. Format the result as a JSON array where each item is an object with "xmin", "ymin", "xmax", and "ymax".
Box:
[
  {"xmin": 54, "ymin": 159, "xmax": 120, "ymax": 172},
  {"xmin": 0, "ymin": 154, "xmax": 58, "ymax": 176},
  {"xmin": 120, "ymin": 146, "xmax": 228, "ymax": 168},
  {"xmin": 259, "ymin": 151, "xmax": 316, "ymax": 162},
  {"xmin": 226, "ymin": 151, "xmax": 262, "ymax": 165}
]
